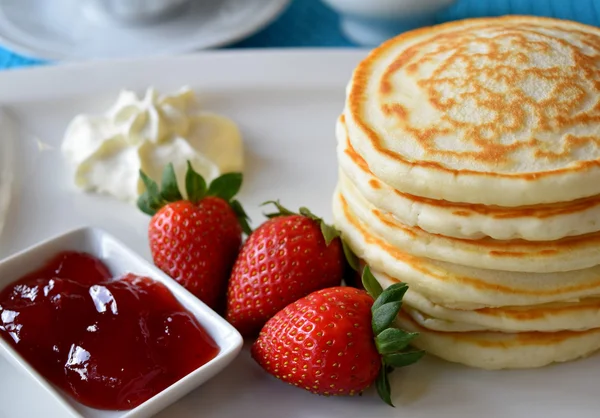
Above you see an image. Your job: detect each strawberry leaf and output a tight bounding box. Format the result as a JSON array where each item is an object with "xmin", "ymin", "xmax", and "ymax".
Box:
[
  {"xmin": 372, "ymin": 301, "xmax": 402, "ymax": 335},
  {"xmin": 375, "ymin": 328, "xmax": 419, "ymax": 354},
  {"xmin": 137, "ymin": 170, "xmax": 164, "ymax": 215},
  {"xmin": 297, "ymin": 207, "xmax": 343, "ymax": 248},
  {"xmin": 298, "ymin": 206, "xmax": 360, "ymax": 269},
  {"xmin": 160, "ymin": 163, "xmax": 183, "ymax": 202},
  {"xmin": 137, "ymin": 191, "xmax": 155, "ymax": 216},
  {"xmin": 342, "ymin": 241, "xmax": 359, "ymax": 271},
  {"xmin": 207, "ymin": 172, "xmax": 242, "ymax": 202},
  {"xmin": 364, "ymin": 269, "xmax": 424, "ymax": 407},
  {"xmin": 185, "ymin": 161, "xmax": 207, "ymax": 203},
  {"xmin": 231, "ymin": 199, "xmax": 252, "ymax": 235},
  {"xmin": 264, "ymin": 213, "xmax": 282, "ymax": 219},
  {"xmin": 375, "ymin": 365, "xmax": 394, "ymax": 407},
  {"xmin": 140, "ymin": 169, "xmax": 160, "ymax": 199},
  {"xmin": 262, "ymin": 200, "xmax": 295, "ymax": 218},
  {"xmin": 320, "ymin": 222, "xmax": 340, "ymax": 245},
  {"xmin": 138, "ymin": 161, "xmax": 249, "ymax": 235},
  {"xmin": 372, "ymin": 283, "xmax": 408, "ymax": 312},
  {"xmin": 383, "ymin": 351, "xmax": 425, "ymax": 368},
  {"xmin": 361, "ymin": 266, "xmax": 383, "ymax": 300},
  {"xmin": 298, "ymin": 207, "xmax": 320, "ymax": 221}
]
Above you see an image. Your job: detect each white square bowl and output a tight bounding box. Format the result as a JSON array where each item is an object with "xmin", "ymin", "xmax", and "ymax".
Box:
[{"xmin": 0, "ymin": 226, "xmax": 243, "ymax": 418}]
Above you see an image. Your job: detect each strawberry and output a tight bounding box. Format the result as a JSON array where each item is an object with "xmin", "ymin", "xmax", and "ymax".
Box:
[
  {"xmin": 225, "ymin": 201, "xmax": 355, "ymax": 337},
  {"xmin": 138, "ymin": 162, "xmax": 251, "ymax": 311},
  {"xmin": 251, "ymin": 267, "xmax": 424, "ymax": 406}
]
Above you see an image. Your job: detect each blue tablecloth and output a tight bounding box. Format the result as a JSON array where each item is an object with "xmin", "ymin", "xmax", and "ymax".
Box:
[{"xmin": 1, "ymin": 0, "xmax": 599, "ymax": 70}]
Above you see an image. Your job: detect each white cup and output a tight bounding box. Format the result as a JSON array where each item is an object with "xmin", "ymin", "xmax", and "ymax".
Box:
[
  {"xmin": 321, "ymin": 0, "xmax": 457, "ymax": 46},
  {"xmin": 85, "ymin": 0, "xmax": 191, "ymax": 24}
]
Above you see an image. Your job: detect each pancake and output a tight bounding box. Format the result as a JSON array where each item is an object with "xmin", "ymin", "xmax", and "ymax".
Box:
[
  {"xmin": 378, "ymin": 275, "xmax": 600, "ymax": 333},
  {"xmin": 344, "ymin": 16, "xmax": 600, "ymax": 206},
  {"xmin": 404, "ymin": 294, "xmax": 600, "ymax": 333},
  {"xmin": 337, "ymin": 116, "xmax": 600, "ymax": 241},
  {"xmin": 404, "ymin": 301, "xmax": 600, "ymax": 333},
  {"xmin": 336, "ymin": 181, "xmax": 600, "ymax": 272},
  {"xmin": 332, "ymin": 189, "xmax": 600, "ymax": 308},
  {"xmin": 395, "ymin": 312, "xmax": 600, "ymax": 369}
]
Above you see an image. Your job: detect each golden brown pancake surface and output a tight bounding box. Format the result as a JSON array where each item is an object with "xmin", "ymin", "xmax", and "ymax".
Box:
[
  {"xmin": 337, "ymin": 116, "xmax": 600, "ymax": 240},
  {"xmin": 344, "ymin": 16, "xmax": 600, "ymax": 205}
]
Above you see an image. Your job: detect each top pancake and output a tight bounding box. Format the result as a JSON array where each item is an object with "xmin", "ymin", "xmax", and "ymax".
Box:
[{"xmin": 344, "ymin": 16, "xmax": 600, "ymax": 206}]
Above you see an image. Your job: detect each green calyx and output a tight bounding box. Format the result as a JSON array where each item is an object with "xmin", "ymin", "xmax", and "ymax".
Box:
[
  {"xmin": 137, "ymin": 161, "xmax": 252, "ymax": 235},
  {"xmin": 261, "ymin": 200, "xmax": 359, "ymax": 269},
  {"xmin": 362, "ymin": 266, "xmax": 425, "ymax": 407}
]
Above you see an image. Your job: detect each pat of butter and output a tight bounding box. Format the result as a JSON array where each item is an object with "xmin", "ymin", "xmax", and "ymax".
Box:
[{"xmin": 61, "ymin": 87, "xmax": 243, "ymax": 202}]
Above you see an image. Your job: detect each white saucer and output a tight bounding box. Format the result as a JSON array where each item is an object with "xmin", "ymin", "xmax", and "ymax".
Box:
[{"xmin": 0, "ymin": 0, "xmax": 291, "ymax": 61}]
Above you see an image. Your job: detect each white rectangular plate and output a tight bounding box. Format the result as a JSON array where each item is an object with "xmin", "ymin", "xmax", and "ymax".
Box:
[{"xmin": 0, "ymin": 50, "xmax": 597, "ymax": 418}]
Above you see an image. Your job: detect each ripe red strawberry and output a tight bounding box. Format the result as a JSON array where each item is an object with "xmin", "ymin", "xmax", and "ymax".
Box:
[
  {"xmin": 251, "ymin": 267, "xmax": 424, "ymax": 406},
  {"xmin": 225, "ymin": 202, "xmax": 353, "ymax": 337},
  {"xmin": 138, "ymin": 162, "xmax": 251, "ymax": 311}
]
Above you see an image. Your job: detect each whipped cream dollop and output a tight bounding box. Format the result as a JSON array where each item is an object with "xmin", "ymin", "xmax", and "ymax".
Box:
[{"xmin": 62, "ymin": 87, "xmax": 243, "ymax": 202}]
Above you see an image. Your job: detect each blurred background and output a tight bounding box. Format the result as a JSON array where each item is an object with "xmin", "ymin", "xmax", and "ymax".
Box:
[{"xmin": 0, "ymin": 0, "xmax": 598, "ymax": 69}]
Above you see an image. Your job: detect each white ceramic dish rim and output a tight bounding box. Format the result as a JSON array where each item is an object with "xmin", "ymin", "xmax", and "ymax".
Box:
[
  {"xmin": 0, "ymin": 226, "xmax": 244, "ymax": 418},
  {"xmin": 0, "ymin": 0, "xmax": 291, "ymax": 61}
]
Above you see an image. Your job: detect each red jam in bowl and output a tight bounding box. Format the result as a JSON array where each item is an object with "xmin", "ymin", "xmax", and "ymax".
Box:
[{"xmin": 0, "ymin": 251, "xmax": 220, "ymax": 410}]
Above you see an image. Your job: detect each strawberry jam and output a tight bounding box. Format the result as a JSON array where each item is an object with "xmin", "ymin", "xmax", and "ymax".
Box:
[{"xmin": 0, "ymin": 251, "xmax": 219, "ymax": 410}]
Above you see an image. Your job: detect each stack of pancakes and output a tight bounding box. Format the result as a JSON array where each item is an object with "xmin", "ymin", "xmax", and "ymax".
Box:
[{"xmin": 332, "ymin": 16, "xmax": 600, "ymax": 369}]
